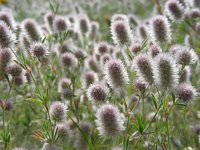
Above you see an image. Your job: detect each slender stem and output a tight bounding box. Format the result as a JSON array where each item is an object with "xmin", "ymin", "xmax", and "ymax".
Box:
[
  {"xmin": 142, "ymin": 94, "xmax": 145, "ymax": 121},
  {"xmin": 166, "ymin": 118, "xmax": 171, "ymax": 150},
  {"xmin": 144, "ymin": 104, "xmax": 162, "ymax": 133}
]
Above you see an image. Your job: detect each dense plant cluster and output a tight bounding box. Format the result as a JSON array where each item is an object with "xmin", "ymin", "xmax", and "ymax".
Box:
[{"xmin": 0, "ymin": 0, "xmax": 200, "ymax": 149}]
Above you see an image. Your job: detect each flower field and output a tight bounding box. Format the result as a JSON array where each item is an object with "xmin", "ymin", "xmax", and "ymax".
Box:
[{"xmin": 0, "ymin": 0, "xmax": 200, "ymax": 149}]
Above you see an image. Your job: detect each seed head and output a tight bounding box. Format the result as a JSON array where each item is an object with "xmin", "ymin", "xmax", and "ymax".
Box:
[
  {"xmin": 74, "ymin": 49, "xmax": 85, "ymax": 59},
  {"xmin": 83, "ymin": 71, "xmax": 98, "ymax": 87},
  {"xmin": 133, "ymin": 54, "xmax": 155, "ymax": 85},
  {"xmin": 0, "ymin": 21, "xmax": 15, "ymax": 48},
  {"xmin": 134, "ymin": 78, "xmax": 148, "ymax": 92},
  {"xmin": 148, "ymin": 42, "xmax": 162, "ymax": 57},
  {"xmin": 77, "ymin": 14, "xmax": 90, "ymax": 35},
  {"xmin": 95, "ymin": 104, "xmax": 125, "ymax": 137},
  {"xmin": 0, "ymin": 48, "xmax": 13, "ymax": 66},
  {"xmin": 0, "ymin": 11, "xmax": 15, "ymax": 29},
  {"xmin": 6, "ymin": 63, "xmax": 23, "ymax": 76},
  {"xmin": 87, "ymin": 82, "xmax": 109, "ymax": 103},
  {"xmin": 49, "ymin": 101, "xmax": 67, "ymax": 122},
  {"xmin": 56, "ymin": 123, "xmax": 72, "ymax": 140},
  {"xmin": 137, "ymin": 24, "xmax": 148, "ymax": 40},
  {"xmin": 130, "ymin": 41, "xmax": 141, "ymax": 54},
  {"xmin": 176, "ymin": 83, "xmax": 196, "ymax": 102},
  {"xmin": 12, "ymin": 73, "xmax": 26, "ymax": 86},
  {"xmin": 90, "ymin": 21, "xmax": 99, "ymax": 38},
  {"xmin": 4, "ymin": 100, "xmax": 13, "ymax": 111},
  {"xmin": 86, "ymin": 56, "xmax": 100, "ymax": 72},
  {"xmin": 58, "ymin": 78, "xmax": 71, "ymax": 93},
  {"xmin": 104, "ymin": 59, "xmax": 129, "ymax": 90},
  {"xmin": 60, "ymin": 52, "xmax": 77, "ymax": 68},
  {"xmin": 165, "ymin": 0, "xmax": 184, "ymax": 21},
  {"xmin": 22, "ymin": 18, "xmax": 42, "ymax": 41},
  {"xmin": 176, "ymin": 47, "xmax": 198, "ymax": 65},
  {"xmin": 149, "ymin": 15, "xmax": 171, "ymax": 43},
  {"xmin": 111, "ymin": 19, "xmax": 133, "ymax": 46},
  {"xmin": 153, "ymin": 53, "xmax": 179, "ymax": 90},
  {"xmin": 30, "ymin": 42, "xmax": 49, "ymax": 58},
  {"xmin": 20, "ymin": 34, "xmax": 30, "ymax": 49},
  {"xmin": 190, "ymin": 8, "xmax": 200, "ymax": 19},
  {"xmin": 44, "ymin": 12, "xmax": 54, "ymax": 31},
  {"xmin": 100, "ymin": 53, "xmax": 112, "ymax": 67},
  {"xmin": 169, "ymin": 44, "xmax": 185, "ymax": 56},
  {"xmin": 95, "ymin": 42, "xmax": 109, "ymax": 55},
  {"xmin": 0, "ymin": 49, "xmax": 12, "ymax": 77},
  {"xmin": 54, "ymin": 16, "xmax": 68, "ymax": 33}
]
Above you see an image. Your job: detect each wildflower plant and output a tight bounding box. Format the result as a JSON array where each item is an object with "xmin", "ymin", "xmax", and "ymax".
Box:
[{"xmin": 0, "ymin": 0, "xmax": 200, "ymax": 150}]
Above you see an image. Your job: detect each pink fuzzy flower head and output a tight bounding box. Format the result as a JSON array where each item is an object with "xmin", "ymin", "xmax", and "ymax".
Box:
[
  {"xmin": 44, "ymin": 12, "xmax": 54, "ymax": 31},
  {"xmin": 77, "ymin": 14, "xmax": 90, "ymax": 35},
  {"xmin": 30, "ymin": 42, "xmax": 49, "ymax": 58},
  {"xmin": 22, "ymin": 19, "xmax": 42, "ymax": 42},
  {"xmin": 60, "ymin": 52, "xmax": 77, "ymax": 68},
  {"xmin": 12, "ymin": 73, "xmax": 26, "ymax": 86},
  {"xmin": 130, "ymin": 41, "xmax": 141, "ymax": 54},
  {"xmin": 87, "ymin": 82, "xmax": 109, "ymax": 103},
  {"xmin": 56, "ymin": 122, "xmax": 72, "ymax": 140},
  {"xmin": 6, "ymin": 63, "xmax": 23, "ymax": 77},
  {"xmin": 0, "ymin": 48, "xmax": 13, "ymax": 76},
  {"xmin": 176, "ymin": 83, "xmax": 196, "ymax": 103},
  {"xmin": 137, "ymin": 24, "xmax": 148, "ymax": 40},
  {"xmin": 153, "ymin": 53, "xmax": 179, "ymax": 90},
  {"xmin": 54, "ymin": 16, "xmax": 68, "ymax": 33},
  {"xmin": 176, "ymin": 47, "xmax": 198, "ymax": 65},
  {"xmin": 0, "ymin": 11, "xmax": 15, "ymax": 29},
  {"xmin": 149, "ymin": 15, "xmax": 171, "ymax": 43},
  {"xmin": 148, "ymin": 42, "xmax": 162, "ymax": 57},
  {"xmin": 0, "ymin": 21, "xmax": 15, "ymax": 48},
  {"xmin": 104, "ymin": 59, "xmax": 129, "ymax": 90},
  {"xmin": 111, "ymin": 18, "xmax": 133, "ymax": 46},
  {"xmin": 95, "ymin": 104, "xmax": 124, "ymax": 137},
  {"xmin": 95, "ymin": 42, "xmax": 109, "ymax": 55},
  {"xmin": 49, "ymin": 101, "xmax": 67, "ymax": 122},
  {"xmin": 134, "ymin": 78, "xmax": 148, "ymax": 92},
  {"xmin": 165, "ymin": 0, "xmax": 184, "ymax": 21},
  {"xmin": 83, "ymin": 71, "xmax": 98, "ymax": 87},
  {"xmin": 133, "ymin": 54, "xmax": 155, "ymax": 85},
  {"xmin": 90, "ymin": 21, "xmax": 99, "ymax": 38}
]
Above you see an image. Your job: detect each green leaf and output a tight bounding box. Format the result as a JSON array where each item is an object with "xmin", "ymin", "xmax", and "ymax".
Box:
[
  {"xmin": 141, "ymin": 39, "xmax": 148, "ymax": 50},
  {"xmin": 151, "ymin": 94, "xmax": 158, "ymax": 109},
  {"xmin": 171, "ymin": 92, "xmax": 176, "ymax": 103},
  {"xmin": 27, "ymin": 98, "xmax": 43, "ymax": 105},
  {"xmin": 175, "ymin": 103, "xmax": 187, "ymax": 107},
  {"xmin": 123, "ymin": 136, "xmax": 130, "ymax": 150}
]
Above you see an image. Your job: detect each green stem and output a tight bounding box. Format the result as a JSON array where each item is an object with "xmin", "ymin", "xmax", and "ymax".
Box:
[{"xmin": 166, "ymin": 118, "xmax": 171, "ymax": 150}]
